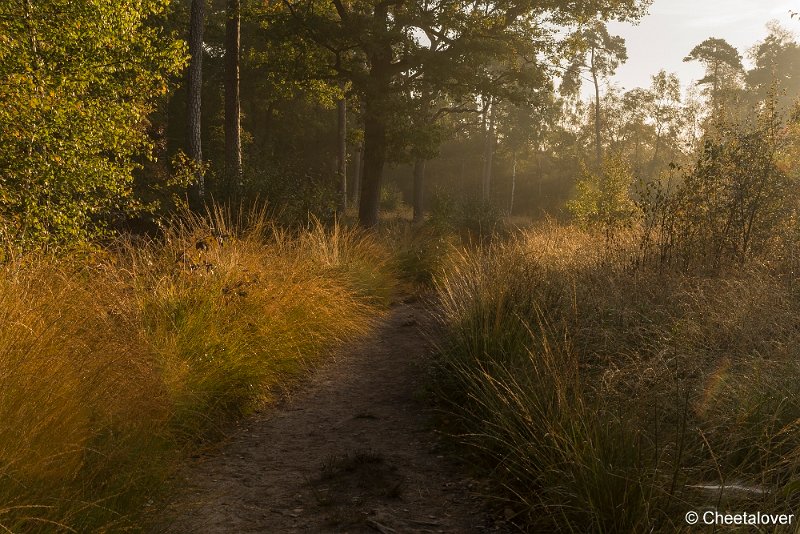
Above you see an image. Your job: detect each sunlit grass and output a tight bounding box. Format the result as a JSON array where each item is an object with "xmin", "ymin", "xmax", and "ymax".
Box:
[
  {"xmin": 432, "ymin": 222, "xmax": 800, "ymax": 532},
  {"xmin": 0, "ymin": 208, "xmax": 395, "ymax": 532}
]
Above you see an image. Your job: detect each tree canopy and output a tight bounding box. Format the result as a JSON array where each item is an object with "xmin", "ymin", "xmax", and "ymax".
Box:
[
  {"xmin": 261, "ymin": 0, "xmax": 651, "ymax": 225},
  {"xmin": 0, "ymin": 0, "xmax": 185, "ymax": 250}
]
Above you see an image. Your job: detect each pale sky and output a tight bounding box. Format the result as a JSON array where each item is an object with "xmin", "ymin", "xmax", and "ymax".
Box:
[{"xmin": 606, "ymin": 0, "xmax": 797, "ymax": 92}]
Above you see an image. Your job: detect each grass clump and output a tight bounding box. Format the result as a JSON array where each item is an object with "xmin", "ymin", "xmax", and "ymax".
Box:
[
  {"xmin": 432, "ymin": 223, "xmax": 800, "ymax": 532},
  {"xmin": 0, "ymin": 208, "xmax": 395, "ymax": 532}
]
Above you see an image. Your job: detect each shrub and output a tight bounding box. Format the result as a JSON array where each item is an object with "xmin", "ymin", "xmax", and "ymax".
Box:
[
  {"xmin": 379, "ymin": 182, "xmax": 406, "ymax": 212},
  {"xmin": 568, "ymin": 154, "xmax": 640, "ymax": 235},
  {"xmin": 0, "ymin": 0, "xmax": 185, "ymax": 251},
  {"xmin": 240, "ymin": 166, "xmax": 339, "ymax": 227},
  {"xmin": 637, "ymin": 100, "xmax": 798, "ymax": 270},
  {"xmin": 424, "ymin": 190, "xmax": 507, "ymax": 246}
]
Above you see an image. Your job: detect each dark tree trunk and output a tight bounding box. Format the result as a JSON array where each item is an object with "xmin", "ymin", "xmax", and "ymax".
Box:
[
  {"xmin": 712, "ymin": 61, "xmax": 720, "ymax": 114},
  {"xmin": 649, "ymin": 133, "xmax": 661, "ymax": 179},
  {"xmin": 187, "ymin": 0, "xmax": 205, "ymax": 210},
  {"xmin": 357, "ymin": 33, "xmax": 392, "ymax": 228},
  {"xmin": 537, "ymin": 150, "xmax": 543, "ymax": 197},
  {"xmin": 413, "ymin": 159, "xmax": 426, "ymax": 223},
  {"xmin": 260, "ymin": 103, "xmax": 275, "ymax": 158},
  {"xmin": 358, "ymin": 101, "xmax": 386, "ymax": 227},
  {"xmin": 337, "ymin": 93, "xmax": 347, "ymax": 211},
  {"xmin": 352, "ymin": 142, "xmax": 362, "ymax": 206},
  {"xmin": 225, "ymin": 0, "xmax": 242, "ymax": 196}
]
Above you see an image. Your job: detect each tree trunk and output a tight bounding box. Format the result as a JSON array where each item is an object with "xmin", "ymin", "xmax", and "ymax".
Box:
[
  {"xmin": 225, "ymin": 0, "xmax": 242, "ymax": 197},
  {"xmin": 337, "ymin": 92, "xmax": 347, "ymax": 212},
  {"xmin": 413, "ymin": 159, "xmax": 426, "ymax": 223},
  {"xmin": 358, "ymin": 99, "xmax": 387, "ymax": 227},
  {"xmin": 481, "ymin": 97, "xmax": 495, "ymax": 202},
  {"xmin": 260, "ymin": 103, "xmax": 275, "ymax": 159},
  {"xmin": 591, "ymin": 46, "xmax": 602, "ymax": 169},
  {"xmin": 537, "ymin": 149, "xmax": 543, "ymax": 197},
  {"xmin": 712, "ymin": 60, "xmax": 720, "ymax": 114},
  {"xmin": 187, "ymin": 0, "xmax": 205, "ymax": 210},
  {"xmin": 358, "ymin": 31, "xmax": 391, "ymax": 228},
  {"xmin": 509, "ymin": 152, "xmax": 516, "ymax": 214},
  {"xmin": 649, "ymin": 133, "xmax": 661, "ymax": 178},
  {"xmin": 352, "ymin": 142, "xmax": 362, "ymax": 206}
]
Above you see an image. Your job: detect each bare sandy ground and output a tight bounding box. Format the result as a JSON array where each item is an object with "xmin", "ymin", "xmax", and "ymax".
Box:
[{"xmin": 152, "ymin": 301, "xmax": 509, "ymax": 533}]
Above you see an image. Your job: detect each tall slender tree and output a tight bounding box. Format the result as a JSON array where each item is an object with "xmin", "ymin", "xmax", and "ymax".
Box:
[
  {"xmin": 481, "ymin": 97, "xmax": 496, "ymax": 202},
  {"xmin": 352, "ymin": 143, "xmax": 363, "ymax": 206},
  {"xmin": 337, "ymin": 85, "xmax": 347, "ymax": 211},
  {"xmin": 561, "ymin": 22, "xmax": 628, "ymax": 168},
  {"xmin": 647, "ymin": 70, "xmax": 681, "ymax": 176},
  {"xmin": 225, "ymin": 0, "xmax": 243, "ymax": 194},
  {"xmin": 187, "ymin": 0, "xmax": 206, "ymax": 210}
]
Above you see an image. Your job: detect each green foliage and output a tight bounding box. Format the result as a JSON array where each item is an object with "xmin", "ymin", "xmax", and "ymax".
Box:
[
  {"xmin": 0, "ymin": 0, "xmax": 186, "ymax": 251},
  {"xmin": 684, "ymin": 37, "xmax": 744, "ymax": 82},
  {"xmin": 683, "ymin": 37, "xmax": 744, "ymax": 113},
  {"xmin": 134, "ymin": 151, "xmax": 203, "ymax": 229},
  {"xmin": 261, "ymin": 0, "xmax": 649, "ymax": 224},
  {"xmin": 746, "ymin": 23, "xmax": 800, "ymax": 111},
  {"xmin": 561, "ymin": 21, "xmax": 628, "ymax": 98},
  {"xmin": 568, "ymin": 155, "xmax": 639, "ymax": 231},
  {"xmin": 456, "ymin": 198, "xmax": 507, "ymax": 245},
  {"xmin": 428, "ymin": 188, "xmax": 460, "ymax": 230},
  {"xmin": 424, "ymin": 189, "xmax": 507, "ymax": 244},
  {"xmin": 637, "ymin": 99, "xmax": 797, "ymax": 269},
  {"xmin": 241, "ymin": 166, "xmax": 339, "ymax": 226},
  {"xmin": 391, "ymin": 223, "xmax": 458, "ymax": 286},
  {"xmin": 379, "ymin": 182, "xmax": 406, "ymax": 212}
]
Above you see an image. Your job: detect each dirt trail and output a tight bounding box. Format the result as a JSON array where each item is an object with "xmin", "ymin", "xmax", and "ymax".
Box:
[{"xmin": 154, "ymin": 301, "xmax": 507, "ymax": 533}]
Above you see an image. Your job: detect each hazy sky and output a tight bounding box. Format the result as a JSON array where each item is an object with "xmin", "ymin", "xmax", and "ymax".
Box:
[{"xmin": 606, "ymin": 0, "xmax": 797, "ymax": 92}]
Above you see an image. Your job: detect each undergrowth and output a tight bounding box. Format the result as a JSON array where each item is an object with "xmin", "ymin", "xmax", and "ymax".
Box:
[
  {"xmin": 0, "ymin": 208, "xmax": 395, "ymax": 532},
  {"xmin": 432, "ymin": 223, "xmax": 800, "ymax": 532}
]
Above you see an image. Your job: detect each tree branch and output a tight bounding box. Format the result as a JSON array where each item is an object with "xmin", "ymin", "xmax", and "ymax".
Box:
[{"xmin": 331, "ymin": 0, "xmax": 348, "ymax": 22}]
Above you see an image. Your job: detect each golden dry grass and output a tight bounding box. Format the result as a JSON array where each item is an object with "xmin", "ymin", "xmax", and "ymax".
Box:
[{"xmin": 0, "ymin": 209, "xmax": 395, "ymax": 532}]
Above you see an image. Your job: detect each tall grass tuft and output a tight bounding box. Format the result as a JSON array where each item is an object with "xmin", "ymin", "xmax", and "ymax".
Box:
[
  {"xmin": 0, "ymin": 208, "xmax": 394, "ymax": 532},
  {"xmin": 432, "ymin": 222, "xmax": 800, "ymax": 532}
]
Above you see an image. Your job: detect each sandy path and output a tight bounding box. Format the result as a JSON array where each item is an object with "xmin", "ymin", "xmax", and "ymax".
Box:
[{"xmin": 153, "ymin": 301, "xmax": 508, "ymax": 533}]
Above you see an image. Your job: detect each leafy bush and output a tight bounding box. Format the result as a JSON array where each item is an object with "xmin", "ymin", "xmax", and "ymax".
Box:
[
  {"xmin": 637, "ymin": 101, "xmax": 798, "ymax": 270},
  {"xmin": 0, "ymin": 0, "xmax": 186, "ymax": 251},
  {"xmin": 425, "ymin": 190, "xmax": 507, "ymax": 245},
  {"xmin": 456, "ymin": 198, "xmax": 507, "ymax": 245},
  {"xmin": 241, "ymin": 166, "xmax": 340, "ymax": 226},
  {"xmin": 427, "ymin": 188, "xmax": 459, "ymax": 230},
  {"xmin": 568, "ymin": 154, "xmax": 640, "ymax": 234},
  {"xmin": 390, "ymin": 223, "xmax": 459, "ymax": 286},
  {"xmin": 379, "ymin": 181, "xmax": 406, "ymax": 212}
]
